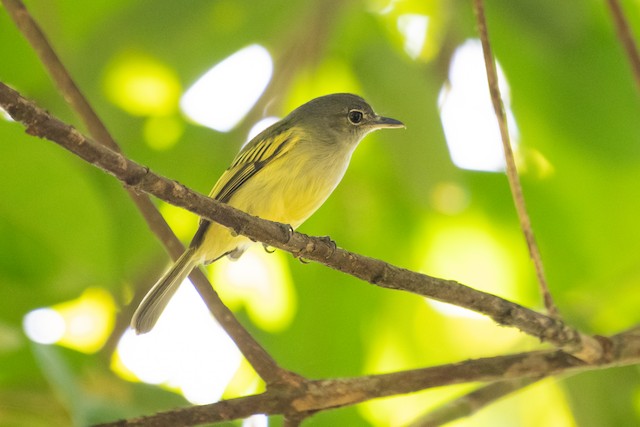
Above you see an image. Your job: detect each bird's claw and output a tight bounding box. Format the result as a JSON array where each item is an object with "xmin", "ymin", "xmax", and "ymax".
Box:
[
  {"xmin": 318, "ymin": 235, "xmax": 337, "ymax": 256},
  {"xmin": 294, "ymin": 235, "xmax": 336, "ymax": 263},
  {"xmin": 262, "ymin": 243, "xmax": 275, "ymax": 254}
]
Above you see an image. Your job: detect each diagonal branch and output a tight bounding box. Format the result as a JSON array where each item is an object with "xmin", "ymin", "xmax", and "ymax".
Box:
[
  {"xmin": 472, "ymin": 0, "xmax": 558, "ymax": 319},
  {"xmin": 96, "ymin": 326, "xmax": 640, "ymax": 427},
  {"xmin": 0, "ymin": 0, "xmax": 295, "ymax": 387},
  {"xmin": 410, "ymin": 378, "xmax": 541, "ymax": 427},
  {"xmin": 0, "ymin": 81, "xmax": 605, "ymax": 364},
  {"xmin": 606, "ymin": 0, "xmax": 640, "ymax": 93}
]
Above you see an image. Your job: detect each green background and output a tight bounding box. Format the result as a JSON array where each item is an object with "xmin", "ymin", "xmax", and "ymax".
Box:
[{"xmin": 1, "ymin": 0, "xmax": 640, "ymax": 425}]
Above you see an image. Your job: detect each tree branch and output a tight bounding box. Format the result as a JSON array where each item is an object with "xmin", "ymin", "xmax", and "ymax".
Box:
[
  {"xmin": 0, "ymin": 81, "xmax": 606, "ymax": 363},
  {"xmin": 95, "ymin": 326, "xmax": 640, "ymax": 426},
  {"xmin": 472, "ymin": 0, "xmax": 558, "ymax": 318},
  {"xmin": 606, "ymin": 0, "xmax": 640, "ymax": 93},
  {"xmin": 410, "ymin": 378, "xmax": 541, "ymax": 427},
  {"xmin": 3, "ymin": 1, "xmax": 638, "ymax": 425},
  {"xmin": 0, "ymin": 0, "xmax": 296, "ymax": 387}
]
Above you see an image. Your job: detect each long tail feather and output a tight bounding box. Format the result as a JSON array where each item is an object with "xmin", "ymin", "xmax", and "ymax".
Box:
[{"xmin": 131, "ymin": 248, "xmax": 198, "ymax": 334}]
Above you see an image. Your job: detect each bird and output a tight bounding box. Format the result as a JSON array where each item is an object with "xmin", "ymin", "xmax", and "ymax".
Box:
[{"xmin": 131, "ymin": 93, "xmax": 404, "ymax": 334}]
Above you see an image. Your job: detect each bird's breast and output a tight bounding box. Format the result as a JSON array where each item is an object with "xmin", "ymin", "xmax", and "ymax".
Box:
[{"xmin": 232, "ymin": 142, "xmax": 354, "ymax": 229}]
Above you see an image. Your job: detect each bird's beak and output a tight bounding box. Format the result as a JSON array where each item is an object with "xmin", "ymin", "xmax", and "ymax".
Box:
[{"xmin": 372, "ymin": 115, "xmax": 405, "ymax": 129}]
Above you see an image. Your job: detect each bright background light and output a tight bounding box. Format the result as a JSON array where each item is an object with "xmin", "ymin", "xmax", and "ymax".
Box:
[
  {"xmin": 115, "ymin": 282, "xmax": 242, "ymax": 404},
  {"xmin": 243, "ymin": 414, "xmax": 268, "ymax": 427},
  {"xmin": 212, "ymin": 245, "xmax": 296, "ymax": 333},
  {"xmin": 396, "ymin": 14, "xmax": 429, "ymax": 60},
  {"xmin": 181, "ymin": 45, "xmax": 273, "ymax": 132},
  {"xmin": 23, "ymin": 288, "xmax": 115, "ymax": 353},
  {"xmin": 439, "ymin": 39, "xmax": 519, "ymax": 172},
  {"xmin": 23, "ymin": 308, "xmax": 65, "ymax": 345}
]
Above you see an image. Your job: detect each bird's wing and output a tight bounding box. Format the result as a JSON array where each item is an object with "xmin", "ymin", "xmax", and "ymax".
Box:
[
  {"xmin": 189, "ymin": 125, "xmax": 300, "ymax": 250},
  {"xmin": 210, "ymin": 126, "xmax": 298, "ymax": 203}
]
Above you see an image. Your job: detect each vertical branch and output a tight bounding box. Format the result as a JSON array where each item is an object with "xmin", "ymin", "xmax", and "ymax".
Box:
[
  {"xmin": 471, "ymin": 0, "xmax": 559, "ymax": 318},
  {"xmin": 1, "ymin": 0, "xmax": 296, "ymax": 386},
  {"xmin": 606, "ymin": 0, "xmax": 640, "ymax": 92}
]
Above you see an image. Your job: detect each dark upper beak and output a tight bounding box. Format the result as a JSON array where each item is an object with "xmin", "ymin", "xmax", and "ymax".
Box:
[{"xmin": 371, "ymin": 115, "xmax": 405, "ymax": 129}]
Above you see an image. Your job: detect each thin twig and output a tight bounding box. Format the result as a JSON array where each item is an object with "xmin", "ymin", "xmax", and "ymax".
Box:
[
  {"xmin": 0, "ymin": 82, "xmax": 605, "ymax": 363},
  {"xmin": 472, "ymin": 0, "xmax": 558, "ymax": 319},
  {"xmin": 606, "ymin": 0, "xmax": 640, "ymax": 92},
  {"xmin": 0, "ymin": 0, "xmax": 294, "ymax": 386},
  {"xmin": 411, "ymin": 378, "xmax": 541, "ymax": 427}
]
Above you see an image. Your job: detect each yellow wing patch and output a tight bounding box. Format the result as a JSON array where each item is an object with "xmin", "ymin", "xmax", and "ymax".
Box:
[{"xmin": 209, "ymin": 127, "xmax": 300, "ymax": 203}]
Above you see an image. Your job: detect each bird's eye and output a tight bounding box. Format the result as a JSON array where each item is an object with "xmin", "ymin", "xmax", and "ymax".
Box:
[{"xmin": 348, "ymin": 109, "xmax": 364, "ymax": 125}]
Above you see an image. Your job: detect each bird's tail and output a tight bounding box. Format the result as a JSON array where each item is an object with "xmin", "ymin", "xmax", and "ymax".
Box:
[{"xmin": 131, "ymin": 248, "xmax": 199, "ymax": 334}]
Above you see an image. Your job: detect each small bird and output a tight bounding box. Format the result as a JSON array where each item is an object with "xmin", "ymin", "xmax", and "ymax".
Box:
[{"xmin": 131, "ymin": 93, "xmax": 404, "ymax": 334}]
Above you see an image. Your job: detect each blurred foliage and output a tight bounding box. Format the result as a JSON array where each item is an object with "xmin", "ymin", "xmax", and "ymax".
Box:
[{"xmin": 1, "ymin": 0, "xmax": 640, "ymax": 426}]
